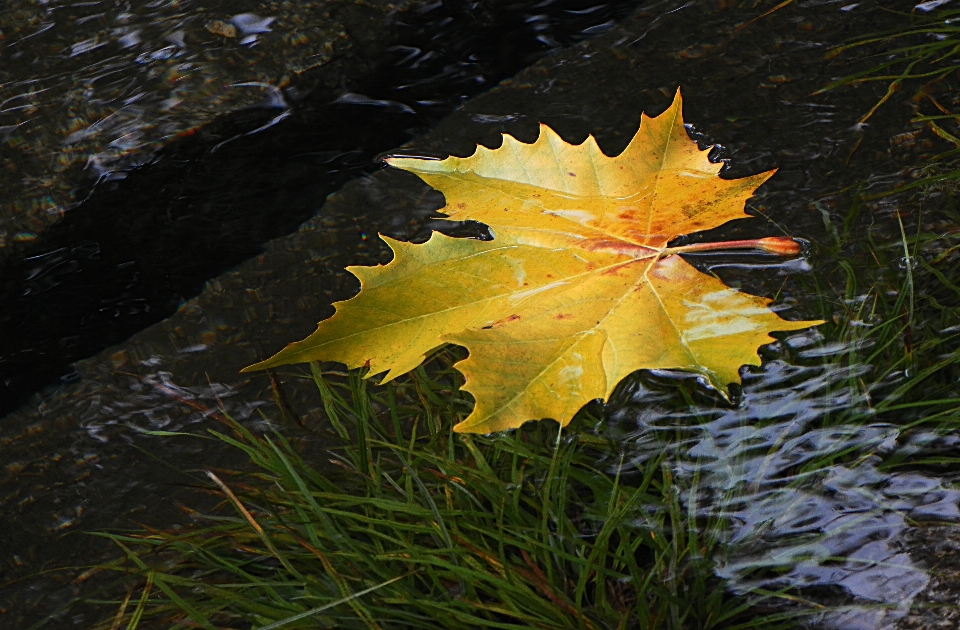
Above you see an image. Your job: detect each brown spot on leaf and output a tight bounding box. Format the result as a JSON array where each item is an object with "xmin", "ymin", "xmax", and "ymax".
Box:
[
  {"xmin": 568, "ymin": 172, "xmax": 576, "ymax": 177},
  {"xmin": 601, "ymin": 265, "xmax": 628, "ymax": 276},
  {"xmin": 490, "ymin": 314, "xmax": 522, "ymax": 327},
  {"xmin": 555, "ymin": 313, "xmax": 573, "ymax": 320}
]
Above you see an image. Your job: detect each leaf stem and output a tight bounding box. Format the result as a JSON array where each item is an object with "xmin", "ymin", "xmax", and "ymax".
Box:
[{"xmin": 663, "ymin": 236, "xmax": 800, "ymax": 257}]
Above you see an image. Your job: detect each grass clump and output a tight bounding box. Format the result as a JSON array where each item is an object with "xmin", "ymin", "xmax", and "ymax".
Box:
[
  {"xmin": 88, "ymin": 355, "xmax": 795, "ymax": 630},
  {"xmin": 804, "ymin": 200, "xmax": 956, "ymax": 406}
]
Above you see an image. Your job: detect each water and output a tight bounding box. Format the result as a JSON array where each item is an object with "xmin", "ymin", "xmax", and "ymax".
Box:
[
  {"xmin": 4, "ymin": 0, "xmax": 960, "ymax": 627},
  {"xmin": 0, "ymin": 0, "xmax": 647, "ymax": 417},
  {"xmin": 0, "ymin": 0, "xmax": 655, "ymax": 624},
  {"xmin": 610, "ymin": 358, "xmax": 958, "ymax": 627}
]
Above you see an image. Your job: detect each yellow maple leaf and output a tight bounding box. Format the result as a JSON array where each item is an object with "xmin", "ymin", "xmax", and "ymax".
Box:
[{"xmin": 244, "ymin": 90, "xmax": 823, "ymax": 434}]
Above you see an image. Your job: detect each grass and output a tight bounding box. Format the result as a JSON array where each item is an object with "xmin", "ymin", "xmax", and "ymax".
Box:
[
  {"xmin": 817, "ymin": 7, "xmax": 960, "ymax": 117},
  {"xmin": 817, "ymin": 5, "xmax": 960, "ymax": 197},
  {"xmin": 782, "ymin": 2, "xmax": 960, "ymax": 457},
  {"xmin": 85, "ymin": 356, "xmax": 801, "ymax": 630}
]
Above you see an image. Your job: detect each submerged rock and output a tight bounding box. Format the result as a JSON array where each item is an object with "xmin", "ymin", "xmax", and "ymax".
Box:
[{"xmin": 0, "ymin": 0, "xmax": 414, "ymax": 256}]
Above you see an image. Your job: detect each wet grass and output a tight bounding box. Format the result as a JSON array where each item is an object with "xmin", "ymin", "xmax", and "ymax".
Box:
[
  {"xmin": 818, "ymin": 5, "xmax": 960, "ymax": 196},
  {"xmin": 787, "ymin": 178, "xmax": 960, "ymax": 475},
  {"xmin": 86, "ymin": 358, "xmax": 801, "ymax": 630},
  {"xmin": 791, "ymin": 2, "xmax": 960, "ymax": 483}
]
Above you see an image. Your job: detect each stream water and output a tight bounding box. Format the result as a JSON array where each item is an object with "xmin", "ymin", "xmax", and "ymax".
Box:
[
  {"xmin": 0, "ymin": 0, "xmax": 646, "ymax": 418},
  {"xmin": 4, "ymin": 0, "xmax": 960, "ymax": 628}
]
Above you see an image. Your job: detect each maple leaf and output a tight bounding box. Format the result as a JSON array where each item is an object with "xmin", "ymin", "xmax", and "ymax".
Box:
[{"xmin": 243, "ymin": 90, "xmax": 823, "ymax": 434}]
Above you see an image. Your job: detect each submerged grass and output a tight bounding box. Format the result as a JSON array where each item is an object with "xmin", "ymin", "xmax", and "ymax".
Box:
[
  {"xmin": 803, "ymin": 201, "xmax": 960, "ymax": 413},
  {"xmin": 88, "ymin": 355, "xmax": 798, "ymax": 630},
  {"xmin": 818, "ymin": 8, "xmax": 960, "ymax": 121},
  {"xmin": 818, "ymin": 6, "xmax": 960, "ymax": 196},
  {"xmin": 790, "ymin": 4, "xmax": 960, "ymax": 481},
  {"xmin": 779, "ymin": 177, "xmax": 960, "ymax": 485}
]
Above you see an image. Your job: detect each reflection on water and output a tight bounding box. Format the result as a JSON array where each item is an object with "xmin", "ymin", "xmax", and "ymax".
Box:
[{"xmin": 611, "ymin": 329, "xmax": 960, "ymax": 627}]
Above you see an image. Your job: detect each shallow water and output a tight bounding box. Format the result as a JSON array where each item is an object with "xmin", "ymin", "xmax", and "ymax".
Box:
[
  {"xmin": 611, "ymin": 355, "xmax": 960, "ymax": 627},
  {"xmin": 4, "ymin": 0, "xmax": 960, "ymax": 628},
  {"xmin": 0, "ymin": 0, "xmax": 647, "ymax": 417}
]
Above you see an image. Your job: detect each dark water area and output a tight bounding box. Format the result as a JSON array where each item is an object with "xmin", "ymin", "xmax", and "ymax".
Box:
[
  {"xmin": 4, "ymin": 0, "xmax": 960, "ymax": 628},
  {"xmin": 0, "ymin": 0, "xmax": 644, "ymax": 418}
]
